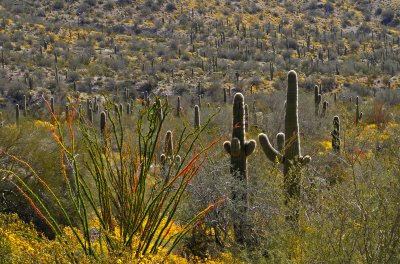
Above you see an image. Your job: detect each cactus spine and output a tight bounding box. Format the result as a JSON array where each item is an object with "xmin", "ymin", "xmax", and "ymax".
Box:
[
  {"xmin": 259, "ymin": 71, "xmax": 311, "ymax": 206},
  {"xmin": 194, "ymin": 105, "xmax": 200, "ymax": 129},
  {"xmin": 356, "ymin": 96, "xmax": 362, "ymax": 125},
  {"xmin": 223, "ymin": 93, "xmax": 256, "ymax": 244},
  {"xmin": 331, "ymin": 116, "xmax": 340, "ymax": 153}
]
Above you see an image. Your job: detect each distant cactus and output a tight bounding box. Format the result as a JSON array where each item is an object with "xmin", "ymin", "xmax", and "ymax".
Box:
[
  {"xmin": 270, "ymin": 62, "xmax": 275, "ymax": 80},
  {"xmin": 50, "ymin": 97, "xmax": 55, "ymax": 114},
  {"xmin": 223, "ymin": 88, "xmax": 227, "ymax": 103},
  {"xmin": 198, "ymin": 95, "xmax": 202, "ymax": 108},
  {"xmin": 356, "ymin": 96, "xmax": 362, "ymax": 125},
  {"xmin": 176, "ymin": 96, "xmax": 182, "ymax": 117},
  {"xmin": 314, "ymin": 85, "xmax": 321, "ymax": 116},
  {"xmin": 331, "ymin": 116, "xmax": 340, "ymax": 153},
  {"xmin": 126, "ymin": 103, "xmax": 131, "ymax": 115},
  {"xmin": 23, "ymin": 95, "xmax": 27, "ymax": 117},
  {"xmin": 194, "ymin": 105, "xmax": 200, "ymax": 129},
  {"xmin": 259, "ymin": 71, "xmax": 311, "ymax": 208},
  {"xmin": 160, "ymin": 130, "xmax": 181, "ymax": 179},
  {"xmin": 88, "ymin": 107, "xmax": 93, "ymax": 124},
  {"xmin": 321, "ymin": 101, "xmax": 328, "ymax": 117},
  {"xmin": 223, "ymin": 93, "xmax": 256, "ymax": 244},
  {"xmin": 100, "ymin": 111, "xmax": 106, "ymax": 135},
  {"xmin": 15, "ymin": 104, "xmax": 20, "ymax": 127}
]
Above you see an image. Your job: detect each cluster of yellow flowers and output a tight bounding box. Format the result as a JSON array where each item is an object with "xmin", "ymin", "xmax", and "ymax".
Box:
[{"xmin": 0, "ymin": 213, "xmax": 238, "ymax": 263}]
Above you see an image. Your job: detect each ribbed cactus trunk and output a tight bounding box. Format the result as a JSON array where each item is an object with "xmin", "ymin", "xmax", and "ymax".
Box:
[
  {"xmin": 244, "ymin": 104, "xmax": 249, "ymax": 132},
  {"xmin": 223, "ymin": 93, "xmax": 256, "ymax": 244},
  {"xmin": 284, "ymin": 72, "xmax": 304, "ymax": 198},
  {"xmin": 259, "ymin": 71, "xmax": 311, "ymax": 220}
]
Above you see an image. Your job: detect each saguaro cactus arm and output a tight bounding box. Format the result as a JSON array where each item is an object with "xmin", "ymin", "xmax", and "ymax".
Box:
[
  {"xmin": 259, "ymin": 133, "xmax": 283, "ymax": 163},
  {"xmin": 244, "ymin": 140, "xmax": 256, "ymax": 156}
]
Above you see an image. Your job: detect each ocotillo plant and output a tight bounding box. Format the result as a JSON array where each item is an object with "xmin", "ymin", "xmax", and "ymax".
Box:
[
  {"xmin": 314, "ymin": 85, "xmax": 321, "ymax": 116},
  {"xmin": 331, "ymin": 116, "xmax": 340, "ymax": 153},
  {"xmin": 259, "ymin": 71, "xmax": 311, "ymax": 210},
  {"xmin": 194, "ymin": 105, "xmax": 200, "ymax": 129},
  {"xmin": 356, "ymin": 96, "xmax": 362, "ymax": 125},
  {"xmin": 223, "ymin": 93, "xmax": 256, "ymax": 244}
]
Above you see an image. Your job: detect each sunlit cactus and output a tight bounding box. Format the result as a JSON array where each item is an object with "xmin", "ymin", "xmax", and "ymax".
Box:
[
  {"xmin": 223, "ymin": 93, "xmax": 256, "ymax": 244},
  {"xmin": 259, "ymin": 70, "xmax": 311, "ymax": 209}
]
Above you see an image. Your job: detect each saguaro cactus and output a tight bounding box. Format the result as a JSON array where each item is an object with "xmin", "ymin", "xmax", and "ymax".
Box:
[
  {"xmin": 100, "ymin": 111, "xmax": 106, "ymax": 135},
  {"xmin": 23, "ymin": 95, "xmax": 27, "ymax": 117},
  {"xmin": 259, "ymin": 71, "xmax": 311, "ymax": 205},
  {"xmin": 176, "ymin": 96, "xmax": 182, "ymax": 117},
  {"xmin": 223, "ymin": 93, "xmax": 256, "ymax": 244},
  {"xmin": 314, "ymin": 85, "xmax": 321, "ymax": 116},
  {"xmin": 244, "ymin": 104, "xmax": 249, "ymax": 132},
  {"xmin": 331, "ymin": 116, "xmax": 340, "ymax": 153},
  {"xmin": 194, "ymin": 105, "xmax": 200, "ymax": 129},
  {"xmin": 356, "ymin": 96, "xmax": 362, "ymax": 125},
  {"xmin": 160, "ymin": 130, "xmax": 181, "ymax": 179},
  {"xmin": 50, "ymin": 97, "xmax": 55, "ymax": 114},
  {"xmin": 223, "ymin": 88, "xmax": 227, "ymax": 103},
  {"xmin": 321, "ymin": 100, "xmax": 328, "ymax": 117},
  {"xmin": 15, "ymin": 104, "xmax": 20, "ymax": 127}
]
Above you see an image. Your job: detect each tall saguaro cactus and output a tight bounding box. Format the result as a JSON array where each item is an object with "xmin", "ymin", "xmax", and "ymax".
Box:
[
  {"xmin": 223, "ymin": 93, "xmax": 256, "ymax": 244},
  {"xmin": 331, "ymin": 116, "xmax": 340, "ymax": 153},
  {"xmin": 259, "ymin": 71, "xmax": 311, "ymax": 205}
]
